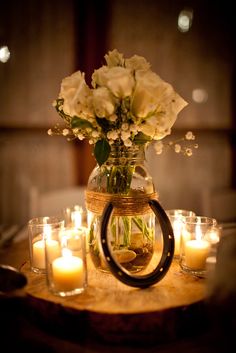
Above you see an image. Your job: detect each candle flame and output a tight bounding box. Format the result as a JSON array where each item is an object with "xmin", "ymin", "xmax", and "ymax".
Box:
[
  {"xmin": 72, "ymin": 210, "xmax": 82, "ymax": 228},
  {"xmin": 195, "ymin": 219, "xmax": 202, "ymax": 241},
  {"xmin": 62, "ymin": 248, "xmax": 73, "ymax": 258},
  {"xmin": 43, "ymin": 224, "xmax": 52, "ymax": 240}
]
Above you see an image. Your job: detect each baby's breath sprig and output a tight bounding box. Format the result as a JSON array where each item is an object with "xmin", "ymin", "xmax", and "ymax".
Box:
[
  {"xmin": 47, "ymin": 124, "xmax": 78, "ymax": 141},
  {"xmin": 154, "ymin": 131, "xmax": 198, "ymax": 157}
]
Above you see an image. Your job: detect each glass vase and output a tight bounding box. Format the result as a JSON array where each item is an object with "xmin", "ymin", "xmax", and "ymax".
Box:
[{"xmin": 85, "ymin": 145, "xmax": 157, "ymax": 273}]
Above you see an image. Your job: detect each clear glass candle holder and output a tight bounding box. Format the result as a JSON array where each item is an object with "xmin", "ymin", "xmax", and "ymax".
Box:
[
  {"xmin": 28, "ymin": 216, "xmax": 64, "ymax": 274},
  {"xmin": 63, "ymin": 205, "xmax": 85, "ymax": 228},
  {"xmin": 179, "ymin": 216, "xmax": 219, "ymax": 277},
  {"xmin": 45, "ymin": 226, "xmax": 87, "ymax": 296},
  {"xmin": 166, "ymin": 209, "xmax": 196, "ymax": 258}
]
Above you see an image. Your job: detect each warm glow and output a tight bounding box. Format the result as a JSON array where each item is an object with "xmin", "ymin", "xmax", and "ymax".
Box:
[
  {"xmin": 178, "ymin": 9, "xmax": 193, "ymax": 32},
  {"xmin": 195, "ymin": 220, "xmax": 202, "ymax": 241},
  {"xmin": 62, "ymin": 248, "xmax": 72, "ymax": 258},
  {"xmin": 43, "ymin": 221, "xmax": 52, "ymax": 240},
  {"xmin": 52, "ymin": 250, "xmax": 84, "ymax": 291},
  {"xmin": 192, "ymin": 88, "xmax": 208, "ymax": 103},
  {"xmin": 71, "ymin": 208, "xmax": 82, "ymax": 228},
  {"xmin": 0, "ymin": 46, "xmax": 10, "ymax": 63},
  {"xmin": 205, "ymin": 227, "xmax": 220, "ymax": 244}
]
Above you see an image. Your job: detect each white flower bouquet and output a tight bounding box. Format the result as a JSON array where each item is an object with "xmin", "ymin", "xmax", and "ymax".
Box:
[{"xmin": 50, "ymin": 49, "xmax": 189, "ymax": 166}]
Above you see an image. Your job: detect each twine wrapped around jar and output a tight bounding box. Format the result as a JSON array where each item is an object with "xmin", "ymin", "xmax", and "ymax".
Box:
[{"xmin": 85, "ymin": 190, "xmax": 158, "ymax": 216}]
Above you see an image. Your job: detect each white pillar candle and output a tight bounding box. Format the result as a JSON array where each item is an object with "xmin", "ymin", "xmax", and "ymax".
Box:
[
  {"xmin": 52, "ymin": 254, "xmax": 84, "ymax": 291},
  {"xmin": 185, "ymin": 239, "xmax": 210, "ymax": 270},
  {"xmin": 33, "ymin": 240, "xmax": 45, "ymax": 269},
  {"xmin": 33, "ymin": 239, "xmax": 60, "ymax": 269}
]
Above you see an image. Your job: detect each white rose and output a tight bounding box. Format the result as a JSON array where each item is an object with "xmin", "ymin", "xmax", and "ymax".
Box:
[
  {"xmin": 131, "ymin": 70, "xmax": 188, "ymax": 138},
  {"xmin": 92, "ymin": 66, "xmax": 135, "ymax": 98},
  {"xmin": 92, "ymin": 87, "xmax": 115, "ymax": 117},
  {"xmin": 125, "ymin": 55, "xmax": 150, "ymax": 71},
  {"xmin": 60, "ymin": 71, "xmax": 92, "ymax": 117},
  {"xmin": 104, "ymin": 49, "xmax": 124, "ymax": 67},
  {"xmin": 106, "ymin": 67, "xmax": 135, "ymax": 98},
  {"xmin": 92, "ymin": 66, "xmax": 109, "ymax": 88}
]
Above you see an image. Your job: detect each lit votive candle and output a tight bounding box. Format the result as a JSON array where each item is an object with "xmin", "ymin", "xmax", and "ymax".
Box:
[
  {"xmin": 179, "ymin": 216, "xmax": 217, "ymax": 277},
  {"xmin": 32, "ymin": 240, "xmax": 45, "ymax": 269},
  {"xmin": 28, "ymin": 216, "xmax": 64, "ymax": 273},
  {"xmin": 52, "ymin": 250, "xmax": 84, "ymax": 292},
  {"xmin": 185, "ymin": 239, "xmax": 210, "ymax": 270},
  {"xmin": 33, "ymin": 239, "xmax": 60, "ymax": 269}
]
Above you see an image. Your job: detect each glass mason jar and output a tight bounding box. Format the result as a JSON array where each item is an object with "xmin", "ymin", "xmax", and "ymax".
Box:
[{"xmin": 85, "ymin": 145, "xmax": 157, "ymax": 273}]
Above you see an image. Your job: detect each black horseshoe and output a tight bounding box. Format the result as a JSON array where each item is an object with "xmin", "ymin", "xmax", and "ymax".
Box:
[{"xmin": 100, "ymin": 199, "xmax": 175, "ymax": 288}]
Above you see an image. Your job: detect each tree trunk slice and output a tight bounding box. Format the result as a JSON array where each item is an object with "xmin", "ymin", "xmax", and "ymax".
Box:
[{"xmin": 20, "ymin": 256, "xmax": 207, "ymax": 345}]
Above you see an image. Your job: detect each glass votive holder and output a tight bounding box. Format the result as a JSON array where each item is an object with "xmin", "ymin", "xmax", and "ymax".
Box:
[
  {"xmin": 45, "ymin": 226, "xmax": 87, "ymax": 296},
  {"xmin": 179, "ymin": 216, "xmax": 218, "ymax": 277},
  {"xmin": 63, "ymin": 205, "xmax": 84, "ymax": 228},
  {"xmin": 166, "ymin": 209, "xmax": 196, "ymax": 258},
  {"xmin": 28, "ymin": 216, "xmax": 64, "ymax": 274}
]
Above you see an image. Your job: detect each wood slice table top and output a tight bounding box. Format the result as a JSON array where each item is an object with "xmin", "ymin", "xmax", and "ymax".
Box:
[
  {"xmin": 21, "ymin": 256, "xmax": 206, "ymax": 315},
  {"xmin": 20, "ymin": 255, "xmax": 208, "ymax": 346}
]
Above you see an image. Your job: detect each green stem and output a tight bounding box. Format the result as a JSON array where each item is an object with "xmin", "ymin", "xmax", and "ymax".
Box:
[
  {"xmin": 132, "ymin": 216, "xmax": 153, "ymax": 241},
  {"xmin": 106, "ymin": 164, "xmax": 135, "ymax": 194}
]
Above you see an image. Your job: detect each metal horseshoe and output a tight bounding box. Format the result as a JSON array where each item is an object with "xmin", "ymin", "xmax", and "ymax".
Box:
[{"xmin": 100, "ymin": 199, "xmax": 175, "ymax": 288}]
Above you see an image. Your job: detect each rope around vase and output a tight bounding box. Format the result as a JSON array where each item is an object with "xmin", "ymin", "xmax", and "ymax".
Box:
[{"xmin": 85, "ymin": 190, "xmax": 158, "ymax": 216}]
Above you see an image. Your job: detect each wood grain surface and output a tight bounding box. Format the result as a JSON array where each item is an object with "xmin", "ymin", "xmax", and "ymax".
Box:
[{"xmin": 20, "ymin": 256, "xmax": 207, "ymax": 345}]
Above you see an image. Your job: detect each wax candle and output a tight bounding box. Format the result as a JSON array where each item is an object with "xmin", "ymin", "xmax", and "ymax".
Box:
[
  {"xmin": 52, "ymin": 254, "xmax": 84, "ymax": 292},
  {"xmin": 62, "ymin": 228, "xmax": 82, "ymax": 251},
  {"xmin": 62, "ymin": 227, "xmax": 89, "ymax": 253},
  {"xmin": 32, "ymin": 240, "xmax": 45, "ymax": 269},
  {"xmin": 185, "ymin": 239, "xmax": 210, "ymax": 270},
  {"xmin": 33, "ymin": 239, "xmax": 60, "ymax": 269}
]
